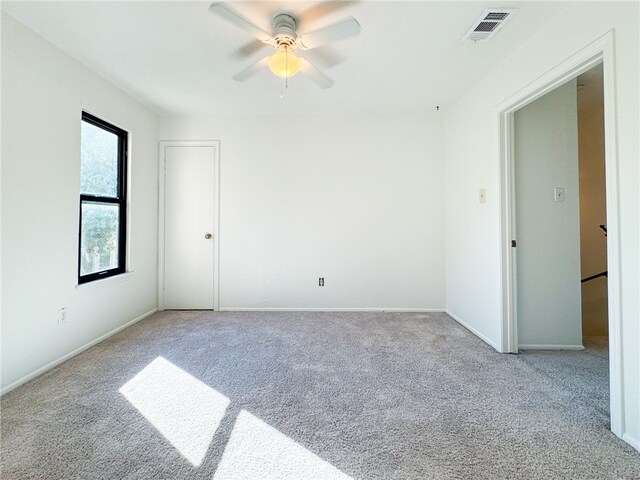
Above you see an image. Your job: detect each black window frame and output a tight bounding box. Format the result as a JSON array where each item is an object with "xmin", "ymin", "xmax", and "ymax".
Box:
[{"xmin": 78, "ymin": 112, "xmax": 128, "ymax": 284}]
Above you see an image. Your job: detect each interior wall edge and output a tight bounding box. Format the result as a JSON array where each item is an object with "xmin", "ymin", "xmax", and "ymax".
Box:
[
  {"xmin": 622, "ymin": 434, "xmax": 640, "ymax": 453},
  {"xmin": 0, "ymin": 308, "xmax": 157, "ymax": 397},
  {"xmin": 445, "ymin": 310, "xmax": 499, "ymax": 351}
]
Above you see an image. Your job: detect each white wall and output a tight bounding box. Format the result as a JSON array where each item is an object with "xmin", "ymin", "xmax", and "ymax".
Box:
[
  {"xmin": 444, "ymin": 2, "xmax": 639, "ymax": 446},
  {"xmin": 160, "ymin": 114, "xmax": 444, "ymax": 310},
  {"xmin": 1, "ymin": 13, "xmax": 159, "ymax": 392},
  {"xmin": 514, "ymin": 80, "xmax": 582, "ymax": 348}
]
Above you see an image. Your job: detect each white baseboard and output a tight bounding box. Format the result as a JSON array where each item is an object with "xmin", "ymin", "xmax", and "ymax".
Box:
[
  {"xmin": 218, "ymin": 307, "xmax": 445, "ymax": 313},
  {"xmin": 518, "ymin": 344, "xmax": 585, "ymax": 351},
  {"xmin": 622, "ymin": 433, "xmax": 640, "ymax": 452},
  {"xmin": 445, "ymin": 310, "xmax": 499, "ymax": 350},
  {"xmin": 1, "ymin": 308, "xmax": 157, "ymax": 396}
]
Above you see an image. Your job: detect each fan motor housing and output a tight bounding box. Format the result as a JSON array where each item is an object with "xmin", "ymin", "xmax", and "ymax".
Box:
[{"xmin": 272, "ymin": 13, "xmax": 297, "ymax": 47}]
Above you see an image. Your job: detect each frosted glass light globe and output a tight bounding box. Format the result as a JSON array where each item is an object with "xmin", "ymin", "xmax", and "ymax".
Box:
[{"xmin": 268, "ymin": 48, "xmax": 300, "ymax": 78}]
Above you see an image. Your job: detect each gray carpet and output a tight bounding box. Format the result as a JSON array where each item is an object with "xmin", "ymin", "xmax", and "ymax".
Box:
[{"xmin": 1, "ymin": 311, "xmax": 639, "ymax": 479}]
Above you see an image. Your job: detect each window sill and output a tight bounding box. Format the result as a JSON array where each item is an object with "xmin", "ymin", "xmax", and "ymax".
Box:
[{"xmin": 75, "ymin": 271, "xmax": 134, "ymax": 291}]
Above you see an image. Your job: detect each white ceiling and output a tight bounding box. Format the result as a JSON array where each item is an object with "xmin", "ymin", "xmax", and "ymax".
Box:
[{"xmin": 2, "ymin": 1, "xmax": 568, "ymax": 116}]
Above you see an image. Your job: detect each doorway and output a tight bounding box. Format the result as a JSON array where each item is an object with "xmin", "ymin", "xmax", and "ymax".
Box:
[
  {"xmin": 498, "ymin": 33, "xmax": 623, "ymax": 438},
  {"xmin": 512, "ymin": 66, "xmax": 608, "ymax": 351},
  {"xmin": 513, "ymin": 78, "xmax": 583, "ymax": 350},
  {"xmin": 511, "ymin": 66, "xmax": 608, "ymax": 349},
  {"xmin": 158, "ymin": 141, "xmax": 220, "ymax": 310},
  {"xmin": 576, "ymin": 65, "xmax": 609, "ymax": 353}
]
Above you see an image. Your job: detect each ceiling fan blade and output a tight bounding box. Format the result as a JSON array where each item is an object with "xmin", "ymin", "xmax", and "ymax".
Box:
[
  {"xmin": 299, "ymin": 58, "xmax": 334, "ymax": 89},
  {"xmin": 303, "ymin": 46, "xmax": 345, "ymax": 69},
  {"xmin": 298, "ymin": 17, "xmax": 360, "ymax": 50},
  {"xmin": 232, "ymin": 56, "xmax": 270, "ymax": 81},
  {"xmin": 235, "ymin": 39, "xmax": 271, "ymax": 59},
  {"xmin": 209, "ymin": 3, "xmax": 272, "ymax": 43},
  {"xmin": 297, "ymin": 1, "xmax": 358, "ymax": 27}
]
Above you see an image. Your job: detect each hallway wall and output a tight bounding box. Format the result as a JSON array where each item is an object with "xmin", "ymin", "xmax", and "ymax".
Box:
[{"xmin": 577, "ymin": 65, "xmax": 608, "ymax": 337}]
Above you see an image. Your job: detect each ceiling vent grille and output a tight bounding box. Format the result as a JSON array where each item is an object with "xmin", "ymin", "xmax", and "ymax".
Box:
[{"xmin": 463, "ymin": 9, "xmax": 516, "ymax": 42}]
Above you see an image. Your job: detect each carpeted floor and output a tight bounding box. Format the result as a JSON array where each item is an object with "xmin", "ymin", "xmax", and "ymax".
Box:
[{"xmin": 1, "ymin": 311, "xmax": 639, "ymax": 479}]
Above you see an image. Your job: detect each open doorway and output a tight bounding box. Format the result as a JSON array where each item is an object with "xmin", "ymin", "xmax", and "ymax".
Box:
[
  {"xmin": 577, "ymin": 64, "xmax": 608, "ymax": 353},
  {"xmin": 513, "ymin": 77, "xmax": 584, "ymax": 350},
  {"xmin": 498, "ymin": 32, "xmax": 623, "ymax": 443},
  {"xmin": 505, "ymin": 58, "xmax": 617, "ymax": 432},
  {"xmin": 511, "ymin": 63, "xmax": 607, "ymax": 352},
  {"xmin": 512, "ymin": 61, "xmax": 611, "ymax": 420}
]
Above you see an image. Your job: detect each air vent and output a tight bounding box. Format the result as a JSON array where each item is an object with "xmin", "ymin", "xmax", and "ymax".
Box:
[{"xmin": 463, "ymin": 9, "xmax": 516, "ymax": 42}]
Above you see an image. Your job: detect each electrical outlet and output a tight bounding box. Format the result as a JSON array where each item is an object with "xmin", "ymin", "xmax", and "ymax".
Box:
[
  {"xmin": 58, "ymin": 308, "xmax": 67, "ymax": 325},
  {"xmin": 319, "ymin": 277, "xmax": 325, "ymax": 287},
  {"xmin": 479, "ymin": 188, "xmax": 487, "ymax": 204},
  {"xmin": 554, "ymin": 187, "xmax": 565, "ymax": 202}
]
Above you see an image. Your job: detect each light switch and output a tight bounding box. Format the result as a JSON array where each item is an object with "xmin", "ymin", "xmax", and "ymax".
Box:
[
  {"xmin": 554, "ymin": 187, "xmax": 565, "ymax": 202},
  {"xmin": 479, "ymin": 188, "xmax": 487, "ymax": 204}
]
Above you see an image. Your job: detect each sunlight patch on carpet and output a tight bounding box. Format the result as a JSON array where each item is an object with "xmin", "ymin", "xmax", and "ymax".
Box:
[
  {"xmin": 119, "ymin": 356, "xmax": 229, "ymax": 467},
  {"xmin": 212, "ymin": 410, "xmax": 352, "ymax": 480}
]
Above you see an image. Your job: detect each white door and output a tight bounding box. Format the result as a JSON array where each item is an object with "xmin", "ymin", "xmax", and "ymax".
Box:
[
  {"xmin": 164, "ymin": 146, "xmax": 215, "ymax": 309},
  {"xmin": 514, "ymin": 80, "xmax": 582, "ymax": 348}
]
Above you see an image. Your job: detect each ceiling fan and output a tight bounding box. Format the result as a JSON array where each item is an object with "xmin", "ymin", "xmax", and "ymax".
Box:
[{"xmin": 209, "ymin": 2, "xmax": 361, "ymax": 89}]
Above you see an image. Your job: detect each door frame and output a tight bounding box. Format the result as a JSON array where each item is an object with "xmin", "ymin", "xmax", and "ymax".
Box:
[
  {"xmin": 158, "ymin": 140, "xmax": 221, "ymax": 311},
  {"xmin": 497, "ymin": 31, "xmax": 623, "ymax": 436}
]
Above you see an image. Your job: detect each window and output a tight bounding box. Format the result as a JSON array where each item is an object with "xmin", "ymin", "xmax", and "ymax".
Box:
[{"xmin": 79, "ymin": 112, "xmax": 127, "ymax": 284}]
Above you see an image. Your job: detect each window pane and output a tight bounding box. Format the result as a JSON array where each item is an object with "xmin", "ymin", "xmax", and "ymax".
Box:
[
  {"xmin": 80, "ymin": 202, "xmax": 120, "ymax": 275},
  {"xmin": 81, "ymin": 121, "xmax": 119, "ymax": 197}
]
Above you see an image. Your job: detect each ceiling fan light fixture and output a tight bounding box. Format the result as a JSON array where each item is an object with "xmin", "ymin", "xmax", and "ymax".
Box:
[
  {"xmin": 268, "ymin": 47, "xmax": 300, "ymax": 78},
  {"xmin": 210, "ymin": 3, "xmax": 358, "ymax": 88}
]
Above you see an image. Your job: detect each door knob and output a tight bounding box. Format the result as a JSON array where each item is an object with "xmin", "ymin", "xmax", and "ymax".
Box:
[{"xmin": 204, "ymin": 233, "xmax": 213, "ymax": 240}]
